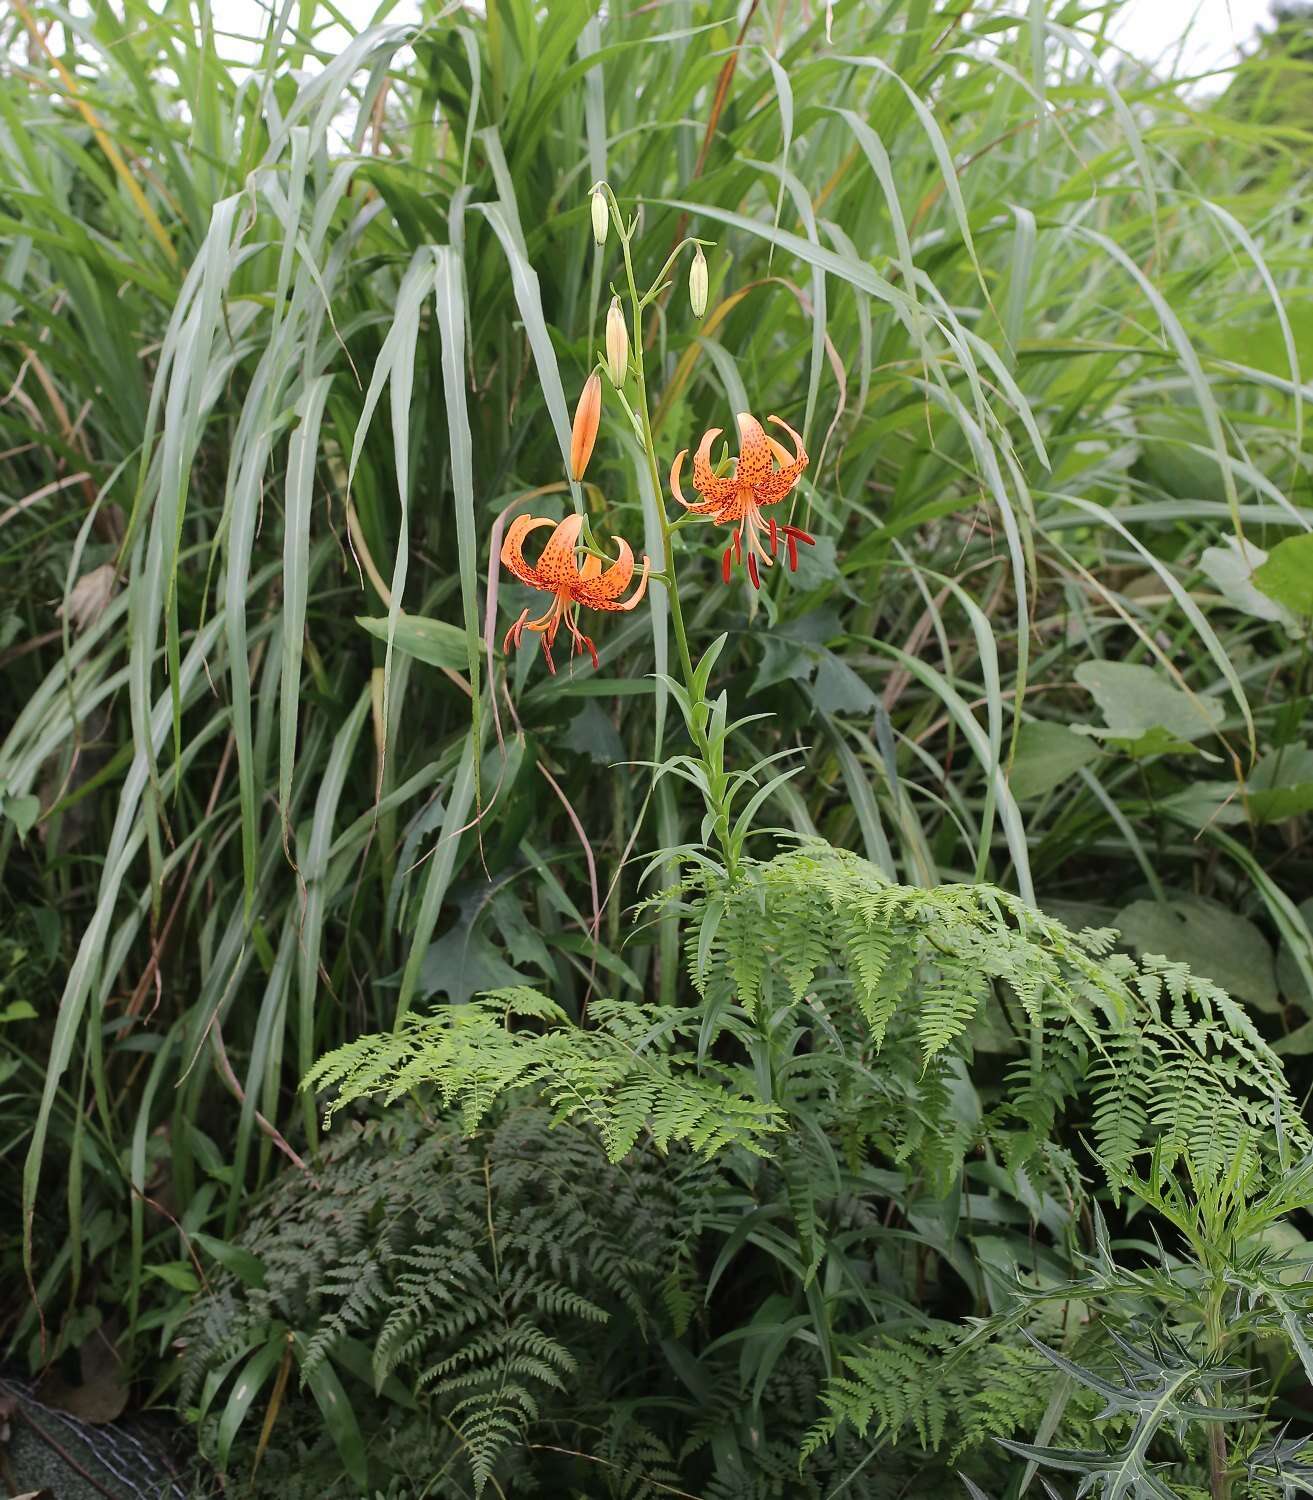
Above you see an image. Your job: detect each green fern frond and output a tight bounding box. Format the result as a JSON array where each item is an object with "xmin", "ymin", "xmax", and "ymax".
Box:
[
  {"xmin": 671, "ymin": 841, "xmax": 1306, "ymax": 1190},
  {"xmin": 304, "ymin": 989, "xmax": 782, "ymax": 1161}
]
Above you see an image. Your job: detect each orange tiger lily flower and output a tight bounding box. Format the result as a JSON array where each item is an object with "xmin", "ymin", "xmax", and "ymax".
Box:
[
  {"xmin": 501, "ymin": 513, "xmax": 650, "ymax": 674},
  {"xmin": 670, "ymin": 412, "xmax": 812, "ymax": 587}
]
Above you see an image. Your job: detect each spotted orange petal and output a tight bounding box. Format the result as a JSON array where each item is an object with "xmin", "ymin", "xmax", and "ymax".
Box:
[
  {"xmin": 575, "ymin": 539, "xmax": 651, "ymax": 612},
  {"xmin": 533, "ymin": 514, "xmax": 586, "ymax": 591},
  {"xmin": 732, "ymin": 412, "xmax": 774, "ymax": 491},
  {"xmin": 500, "ymin": 515, "xmax": 557, "ymax": 589},
  {"xmin": 670, "ymin": 448, "xmax": 721, "ymax": 515},
  {"xmin": 754, "ymin": 414, "xmax": 808, "ymax": 506},
  {"xmin": 691, "ymin": 428, "xmax": 739, "ymax": 507}
]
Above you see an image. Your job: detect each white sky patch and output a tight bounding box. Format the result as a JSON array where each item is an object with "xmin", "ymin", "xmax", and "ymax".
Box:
[
  {"xmin": 211, "ymin": 0, "xmax": 1276, "ymax": 74},
  {"xmin": 210, "ymin": 0, "xmax": 419, "ymax": 68},
  {"xmin": 1108, "ymin": 0, "xmax": 1274, "ymax": 80},
  {"xmin": 164, "ymin": 1, "xmax": 1283, "ymax": 97}
]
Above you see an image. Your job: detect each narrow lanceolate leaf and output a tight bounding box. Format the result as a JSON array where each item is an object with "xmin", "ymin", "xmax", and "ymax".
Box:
[
  {"xmin": 432, "ymin": 244, "xmax": 484, "ymax": 725},
  {"xmin": 346, "ymin": 248, "xmax": 436, "ymax": 779},
  {"xmin": 5, "ymin": 8, "xmax": 1312, "ymax": 1474},
  {"xmin": 23, "ymin": 596, "xmax": 243, "ymax": 1272},
  {"xmin": 355, "ymin": 612, "xmax": 473, "ymax": 671},
  {"xmin": 279, "ymin": 375, "xmax": 334, "ymax": 841},
  {"xmin": 296, "ymin": 687, "xmax": 372, "ymax": 1142},
  {"xmin": 396, "ymin": 720, "xmax": 484, "ymax": 1025},
  {"xmin": 476, "ymin": 195, "xmax": 585, "ymax": 501}
]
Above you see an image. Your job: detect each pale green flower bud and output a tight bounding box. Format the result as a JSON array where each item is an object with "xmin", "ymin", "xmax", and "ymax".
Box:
[
  {"xmin": 689, "ymin": 245, "xmax": 708, "ymax": 318},
  {"xmin": 605, "ymin": 296, "xmax": 629, "ymax": 388},
  {"xmin": 591, "ymin": 186, "xmax": 608, "ymax": 247}
]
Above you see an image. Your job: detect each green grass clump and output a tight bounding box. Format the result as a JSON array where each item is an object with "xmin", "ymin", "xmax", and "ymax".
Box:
[{"xmin": 2, "ymin": 1, "xmax": 1312, "ymax": 1495}]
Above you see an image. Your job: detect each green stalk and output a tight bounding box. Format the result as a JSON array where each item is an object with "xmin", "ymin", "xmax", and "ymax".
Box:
[
  {"xmin": 603, "ymin": 186, "xmax": 736, "ymax": 878},
  {"xmin": 1203, "ymin": 1277, "xmax": 1232, "ymax": 1500}
]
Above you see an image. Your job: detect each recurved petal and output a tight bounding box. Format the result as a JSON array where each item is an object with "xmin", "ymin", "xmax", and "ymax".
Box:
[
  {"xmin": 734, "ymin": 412, "xmax": 773, "ymax": 492},
  {"xmin": 500, "ymin": 515, "xmax": 557, "ymax": 589},
  {"xmin": 755, "ymin": 413, "xmax": 810, "ymax": 505},
  {"xmin": 768, "ymin": 413, "xmax": 807, "ymax": 462},
  {"xmin": 573, "ymin": 536, "xmax": 634, "ymax": 606},
  {"xmin": 534, "ymin": 514, "xmax": 585, "ymax": 591},
  {"xmin": 591, "ymin": 552, "xmax": 651, "ymax": 613},
  {"xmin": 671, "ymin": 448, "xmax": 721, "ymax": 515},
  {"xmin": 764, "ymin": 436, "xmax": 795, "ymax": 469},
  {"xmin": 755, "ymin": 467, "xmax": 806, "ymax": 506},
  {"xmin": 691, "ymin": 427, "xmax": 739, "ymax": 504}
]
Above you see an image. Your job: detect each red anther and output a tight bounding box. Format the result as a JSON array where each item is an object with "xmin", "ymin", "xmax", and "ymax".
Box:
[
  {"xmin": 769, "ymin": 517, "xmax": 778, "ymax": 555},
  {"xmin": 722, "ymin": 547, "xmax": 732, "ymax": 584},
  {"xmin": 789, "ymin": 526, "xmax": 815, "ymax": 546},
  {"xmin": 747, "ymin": 552, "xmax": 760, "ymax": 589},
  {"xmin": 542, "ymin": 636, "xmax": 557, "ymax": 674},
  {"xmin": 733, "ymin": 530, "xmax": 742, "ymax": 564},
  {"xmin": 502, "ymin": 608, "xmax": 527, "ymax": 654},
  {"xmin": 583, "ymin": 635, "xmax": 599, "ymax": 669},
  {"xmin": 787, "ymin": 534, "xmax": 798, "ymax": 571}
]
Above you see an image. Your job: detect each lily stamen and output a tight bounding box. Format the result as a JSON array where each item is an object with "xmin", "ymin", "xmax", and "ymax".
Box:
[
  {"xmin": 670, "ymin": 412, "xmax": 812, "ymax": 588},
  {"xmin": 500, "ymin": 513, "xmax": 649, "ymax": 675}
]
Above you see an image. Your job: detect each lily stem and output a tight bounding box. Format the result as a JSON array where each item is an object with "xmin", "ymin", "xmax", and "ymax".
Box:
[{"xmin": 606, "ymin": 187, "xmax": 737, "ymax": 880}]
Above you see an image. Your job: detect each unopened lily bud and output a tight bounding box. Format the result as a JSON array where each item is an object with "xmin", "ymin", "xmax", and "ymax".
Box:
[
  {"xmin": 570, "ymin": 372, "xmax": 602, "ymax": 480},
  {"xmin": 590, "ymin": 186, "xmax": 608, "ymax": 247},
  {"xmin": 604, "ymin": 297, "xmax": 629, "ymax": 388},
  {"xmin": 689, "ymin": 246, "xmax": 708, "ymax": 318}
]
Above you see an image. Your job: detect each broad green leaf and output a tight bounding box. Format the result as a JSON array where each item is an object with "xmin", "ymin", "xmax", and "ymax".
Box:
[
  {"xmin": 1247, "ymin": 745, "xmax": 1313, "ymax": 823},
  {"xmin": 1116, "ymin": 895, "xmax": 1279, "ymax": 1012},
  {"xmin": 1172, "ymin": 748, "xmax": 1313, "ymax": 833},
  {"xmin": 420, "ymin": 926, "xmax": 530, "ymax": 1004},
  {"xmin": 753, "ymin": 635, "xmax": 814, "ymax": 695},
  {"xmin": 1159, "ymin": 781, "xmax": 1246, "ymax": 830},
  {"xmin": 217, "ymin": 1332, "xmax": 286, "ymax": 1469},
  {"xmin": 2, "ymin": 794, "xmax": 40, "ymax": 839},
  {"xmin": 1073, "ymin": 660, "xmax": 1223, "ymax": 756},
  {"xmin": 1136, "ymin": 413, "xmax": 1228, "ymax": 503},
  {"xmin": 419, "ymin": 882, "xmax": 536, "ymax": 1004},
  {"xmin": 145, "ymin": 1260, "xmax": 202, "ymax": 1291},
  {"xmin": 295, "ymin": 1344, "xmax": 368, "ymax": 1490},
  {"xmin": 1254, "ymin": 534, "xmax": 1313, "ymax": 618},
  {"xmin": 562, "ymin": 702, "xmax": 624, "ymax": 764},
  {"xmin": 811, "ymin": 652, "xmax": 878, "ymax": 717},
  {"xmin": 1009, "ymin": 722, "xmax": 1100, "ymax": 801},
  {"xmin": 1199, "ymin": 535, "xmax": 1303, "ymax": 637},
  {"xmin": 191, "ymin": 1232, "xmax": 267, "ymax": 1290}
]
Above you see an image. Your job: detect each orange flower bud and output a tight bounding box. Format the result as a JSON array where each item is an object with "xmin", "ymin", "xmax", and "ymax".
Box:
[
  {"xmin": 570, "ymin": 372, "xmax": 602, "ymax": 480},
  {"xmin": 605, "ymin": 296, "xmax": 629, "ymax": 389}
]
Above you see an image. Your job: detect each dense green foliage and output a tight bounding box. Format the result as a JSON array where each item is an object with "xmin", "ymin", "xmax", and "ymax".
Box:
[{"xmin": 2, "ymin": 0, "xmax": 1313, "ymax": 1496}]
